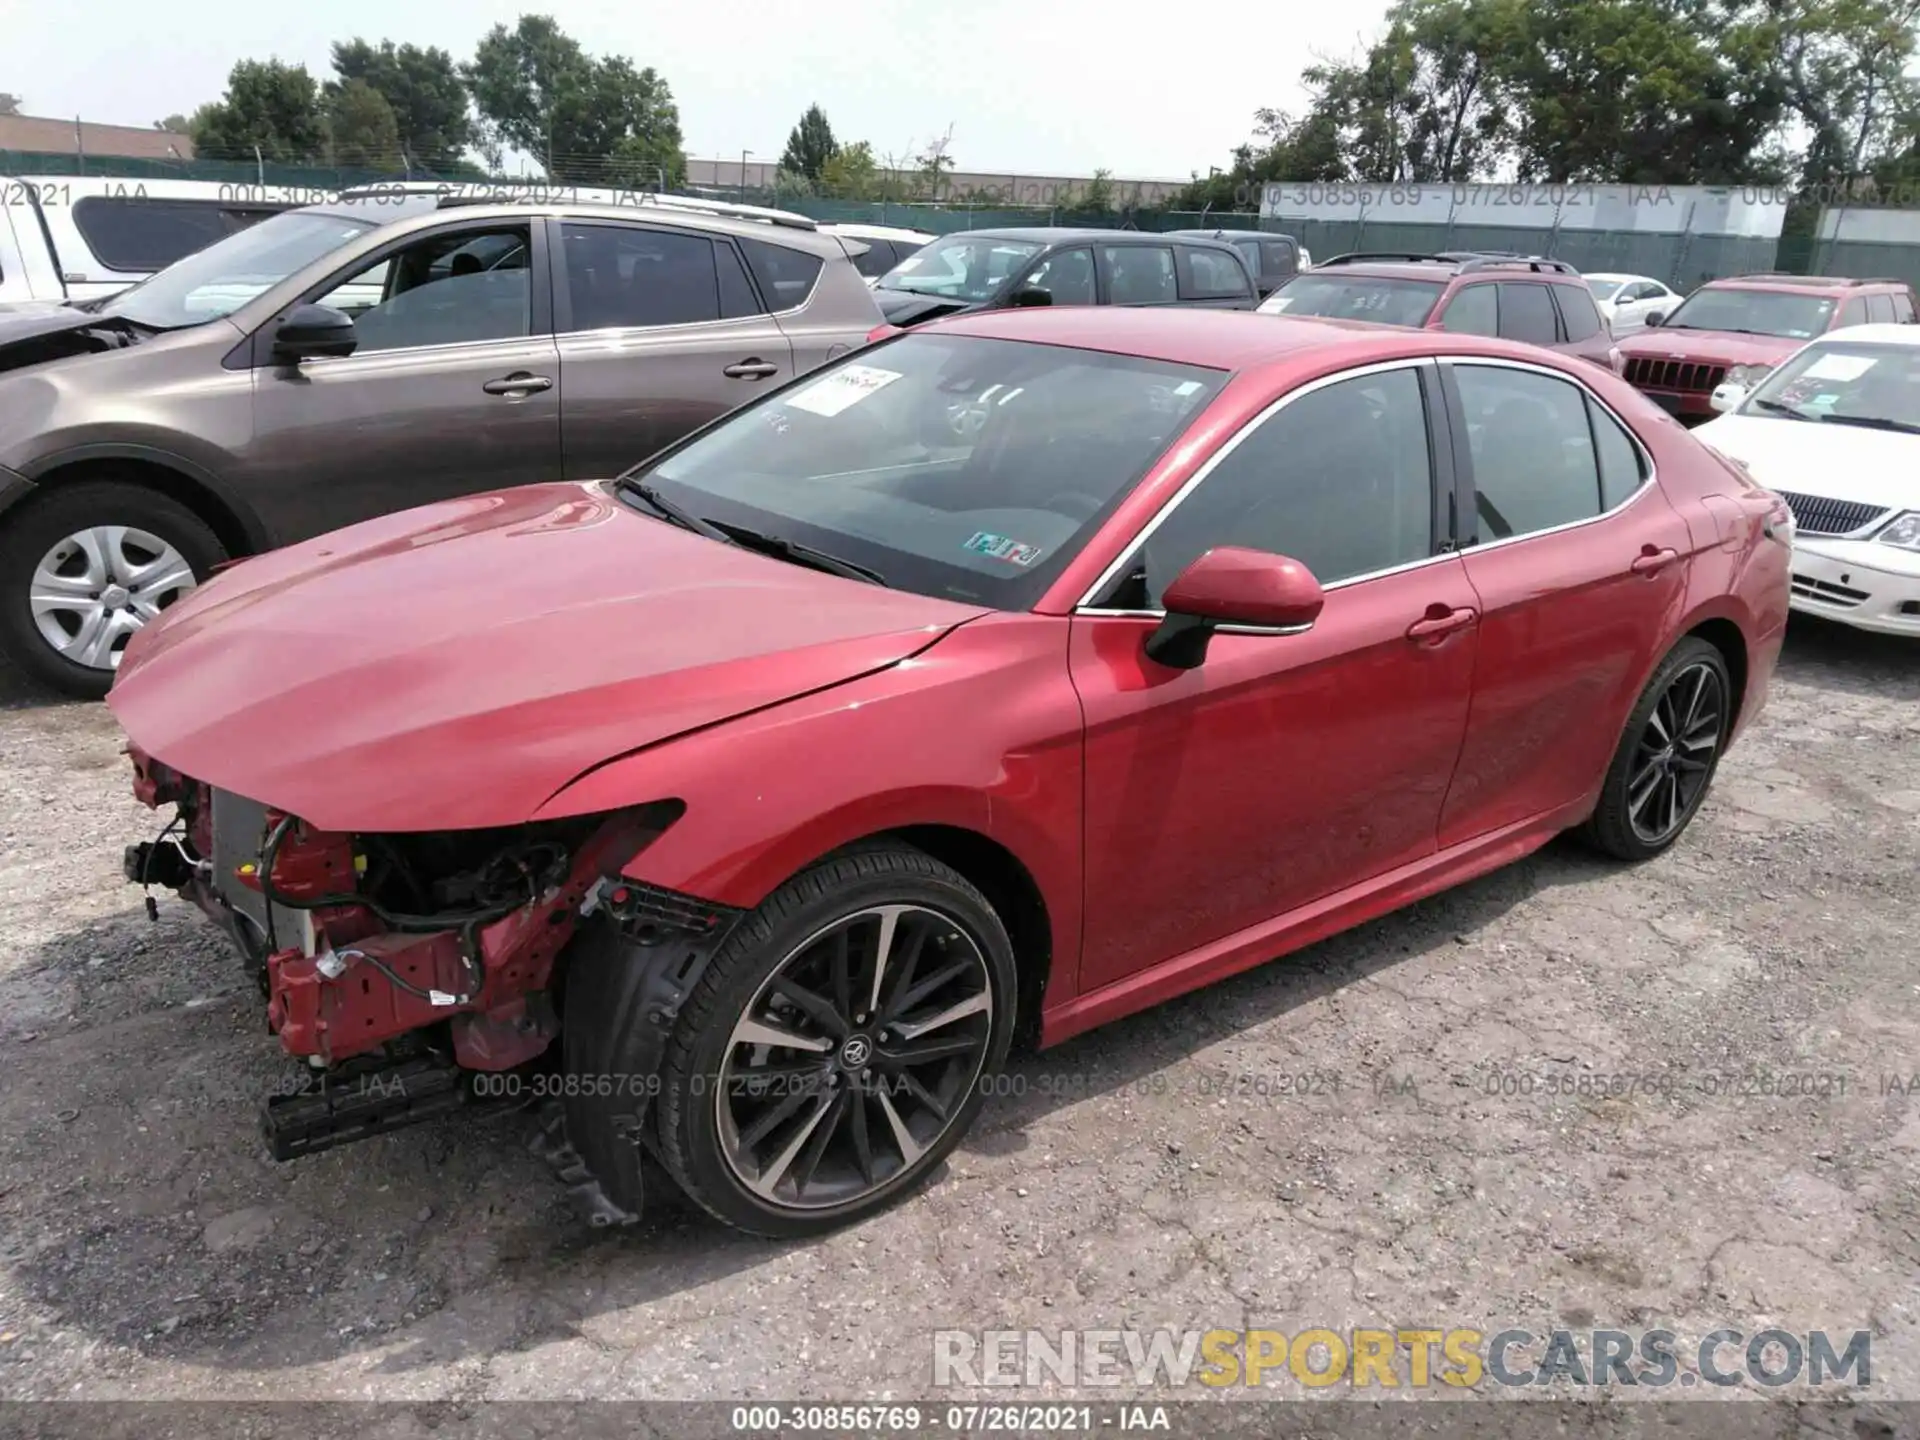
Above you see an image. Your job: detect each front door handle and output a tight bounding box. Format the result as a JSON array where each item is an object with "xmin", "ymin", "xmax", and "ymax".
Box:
[
  {"xmin": 723, "ymin": 359, "xmax": 780, "ymax": 380},
  {"xmin": 483, "ymin": 372, "xmax": 552, "ymax": 396},
  {"xmin": 1630, "ymin": 545, "xmax": 1679, "ymax": 576},
  {"xmin": 1406, "ymin": 605, "xmax": 1477, "ymax": 641}
]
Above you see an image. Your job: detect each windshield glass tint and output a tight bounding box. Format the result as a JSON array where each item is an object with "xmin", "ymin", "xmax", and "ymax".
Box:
[
  {"xmin": 1744, "ymin": 342, "xmax": 1920, "ymax": 431},
  {"xmin": 1587, "ymin": 279, "xmax": 1624, "ymax": 300},
  {"xmin": 1259, "ymin": 274, "xmax": 1444, "ymax": 327},
  {"xmin": 1663, "ymin": 287, "xmax": 1835, "ymax": 339},
  {"xmin": 101, "ymin": 210, "xmax": 376, "ymax": 329},
  {"xmin": 876, "ymin": 236, "xmax": 1045, "ymax": 302},
  {"xmin": 626, "ymin": 333, "xmax": 1227, "ymax": 608}
]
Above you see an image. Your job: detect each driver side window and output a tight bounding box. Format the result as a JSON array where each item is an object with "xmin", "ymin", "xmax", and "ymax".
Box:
[
  {"xmin": 310, "ymin": 225, "xmax": 532, "ymax": 354},
  {"xmin": 1022, "ymin": 248, "xmax": 1096, "ymax": 305},
  {"xmin": 1107, "ymin": 366, "xmax": 1437, "ymax": 608}
]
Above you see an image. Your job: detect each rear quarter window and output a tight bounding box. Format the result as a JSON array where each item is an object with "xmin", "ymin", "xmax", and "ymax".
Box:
[
  {"xmin": 738, "ymin": 238, "xmax": 826, "ymax": 310},
  {"xmin": 70, "ymin": 196, "xmax": 275, "ymax": 273}
]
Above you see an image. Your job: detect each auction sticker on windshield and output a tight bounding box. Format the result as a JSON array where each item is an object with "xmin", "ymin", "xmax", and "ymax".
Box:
[
  {"xmin": 787, "ymin": 364, "xmax": 904, "ymax": 418},
  {"xmin": 1805, "ymin": 353, "xmax": 1877, "ymax": 382},
  {"xmin": 964, "ymin": 532, "xmax": 1043, "ymax": 565}
]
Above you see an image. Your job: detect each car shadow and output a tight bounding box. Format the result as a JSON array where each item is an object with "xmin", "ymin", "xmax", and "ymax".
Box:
[
  {"xmin": 1774, "ymin": 613, "xmax": 1919, "ymax": 701},
  {"xmin": 0, "ymin": 661, "xmax": 81, "ymax": 713},
  {"xmin": 2, "ymin": 831, "xmax": 1598, "ymax": 1379}
]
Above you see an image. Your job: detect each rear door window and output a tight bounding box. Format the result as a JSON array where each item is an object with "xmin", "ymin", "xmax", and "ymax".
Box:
[
  {"xmin": 1893, "ymin": 291, "xmax": 1917, "ymax": 322},
  {"xmin": 1178, "ymin": 245, "xmax": 1252, "ymax": 301},
  {"xmin": 1866, "ymin": 293, "xmax": 1896, "ymax": 323},
  {"xmin": 1496, "ymin": 283, "xmax": 1561, "ymax": 345},
  {"xmin": 561, "ymin": 224, "xmax": 724, "ymax": 329},
  {"xmin": 1102, "ymin": 245, "xmax": 1177, "ymax": 305},
  {"xmin": 1837, "ymin": 296, "xmax": 1870, "ymax": 328}
]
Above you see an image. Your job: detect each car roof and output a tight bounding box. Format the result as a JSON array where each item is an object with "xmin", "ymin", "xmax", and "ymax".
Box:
[
  {"xmin": 824, "ymin": 223, "xmax": 935, "ymax": 242},
  {"xmin": 927, "ymin": 305, "xmax": 1572, "ymax": 372},
  {"xmin": 1703, "ymin": 274, "xmax": 1911, "ymax": 294},
  {"xmin": 298, "ymin": 194, "xmax": 853, "ymax": 259},
  {"xmin": 1800, "ymin": 322, "xmax": 1920, "ymax": 348}
]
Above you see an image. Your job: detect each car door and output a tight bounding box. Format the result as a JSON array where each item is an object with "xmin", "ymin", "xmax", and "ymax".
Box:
[
  {"xmin": 1436, "ymin": 281, "xmax": 1500, "ymax": 336},
  {"xmin": 1436, "ymin": 358, "xmax": 1694, "ymax": 848},
  {"xmin": 550, "ymin": 219, "xmax": 796, "ymax": 480},
  {"xmin": 1070, "ymin": 360, "xmax": 1481, "ymax": 992},
  {"xmin": 1014, "ymin": 246, "xmax": 1096, "ymax": 306},
  {"xmin": 1175, "ymin": 244, "xmax": 1258, "ymax": 310},
  {"xmin": 1494, "ymin": 281, "xmax": 1561, "ymax": 349},
  {"xmin": 1097, "ymin": 242, "xmax": 1180, "ymax": 310},
  {"xmin": 239, "ymin": 218, "xmax": 562, "ymax": 543}
]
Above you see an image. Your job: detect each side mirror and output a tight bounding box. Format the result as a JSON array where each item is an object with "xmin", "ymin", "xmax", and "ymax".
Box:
[
  {"xmin": 1144, "ymin": 547, "xmax": 1325, "ymax": 669},
  {"xmin": 1009, "ymin": 287, "xmax": 1052, "ymax": 308},
  {"xmin": 1709, "ymin": 381, "xmax": 1748, "ymax": 413},
  {"xmin": 272, "ymin": 303, "xmax": 357, "ymax": 362},
  {"xmin": 1642, "ymin": 311, "xmax": 1663, "ymax": 328}
]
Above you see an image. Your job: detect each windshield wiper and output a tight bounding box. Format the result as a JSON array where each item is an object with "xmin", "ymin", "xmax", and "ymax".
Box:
[
  {"xmin": 703, "ymin": 519, "xmax": 886, "ymax": 585},
  {"xmin": 617, "ymin": 477, "xmax": 732, "ymax": 543},
  {"xmin": 1750, "ymin": 397, "xmax": 1812, "ymax": 421},
  {"xmin": 1818, "ymin": 414, "xmax": 1920, "ymax": 435}
]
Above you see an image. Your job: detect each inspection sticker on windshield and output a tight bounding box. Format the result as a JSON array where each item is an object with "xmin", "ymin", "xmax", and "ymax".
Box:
[
  {"xmin": 1804, "ymin": 353, "xmax": 1876, "ymax": 382},
  {"xmin": 965, "ymin": 531, "xmax": 1044, "ymax": 565},
  {"xmin": 787, "ymin": 364, "xmax": 902, "ymax": 417}
]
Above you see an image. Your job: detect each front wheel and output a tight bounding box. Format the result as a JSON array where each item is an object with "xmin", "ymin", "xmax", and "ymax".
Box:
[
  {"xmin": 634, "ymin": 846, "xmax": 1016, "ymax": 1237},
  {"xmin": 1580, "ymin": 636, "xmax": 1733, "ymax": 861},
  {"xmin": 0, "ymin": 480, "xmax": 225, "ymax": 698}
]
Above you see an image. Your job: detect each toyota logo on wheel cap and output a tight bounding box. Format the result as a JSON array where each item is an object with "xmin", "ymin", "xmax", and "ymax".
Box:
[{"xmin": 840, "ymin": 1036, "xmax": 872, "ymax": 1068}]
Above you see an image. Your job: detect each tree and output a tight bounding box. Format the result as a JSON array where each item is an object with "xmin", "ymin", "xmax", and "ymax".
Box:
[
  {"xmin": 190, "ymin": 59, "xmax": 327, "ymax": 163},
  {"xmin": 464, "ymin": 15, "xmax": 686, "ymax": 185},
  {"xmin": 916, "ymin": 124, "xmax": 957, "ymax": 200},
  {"xmin": 330, "ymin": 37, "xmax": 474, "ymax": 169},
  {"xmin": 781, "ymin": 103, "xmax": 839, "ymax": 182},
  {"xmin": 154, "ymin": 113, "xmax": 190, "ymax": 134},
  {"xmin": 818, "ymin": 139, "xmax": 880, "ymax": 199},
  {"xmin": 1082, "ymin": 167, "xmax": 1115, "ymax": 210},
  {"xmin": 1755, "ymin": 0, "xmax": 1920, "ymax": 190},
  {"xmin": 326, "ymin": 78, "xmax": 401, "ymax": 169}
]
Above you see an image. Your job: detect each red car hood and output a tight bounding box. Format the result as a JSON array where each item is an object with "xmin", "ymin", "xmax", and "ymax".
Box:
[
  {"xmin": 1617, "ymin": 328, "xmax": 1801, "ymax": 367},
  {"xmin": 109, "ymin": 482, "xmax": 989, "ymax": 832}
]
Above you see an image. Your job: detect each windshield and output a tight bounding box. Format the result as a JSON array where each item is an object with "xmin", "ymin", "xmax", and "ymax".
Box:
[
  {"xmin": 1662, "ymin": 287, "xmax": 1835, "ymax": 339},
  {"xmin": 1258, "ymin": 273, "xmax": 1444, "ymax": 327},
  {"xmin": 1741, "ymin": 341, "xmax": 1920, "ymax": 432},
  {"xmin": 100, "ymin": 210, "xmax": 377, "ymax": 329},
  {"xmin": 620, "ymin": 332, "xmax": 1227, "ymax": 608},
  {"xmin": 875, "ymin": 236, "xmax": 1045, "ymax": 303},
  {"xmin": 1587, "ymin": 279, "xmax": 1625, "ymax": 300}
]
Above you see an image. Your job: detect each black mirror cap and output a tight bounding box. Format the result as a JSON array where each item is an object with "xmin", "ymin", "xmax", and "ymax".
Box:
[
  {"xmin": 1642, "ymin": 311, "xmax": 1663, "ymax": 328},
  {"xmin": 1008, "ymin": 287, "xmax": 1052, "ymax": 308},
  {"xmin": 273, "ymin": 303, "xmax": 358, "ymax": 360}
]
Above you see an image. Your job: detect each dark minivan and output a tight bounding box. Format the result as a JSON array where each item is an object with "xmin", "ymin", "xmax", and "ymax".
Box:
[{"xmin": 870, "ymin": 228, "xmax": 1260, "ymax": 327}]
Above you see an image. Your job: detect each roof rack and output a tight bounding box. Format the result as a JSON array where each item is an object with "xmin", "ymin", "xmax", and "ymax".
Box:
[
  {"xmin": 416, "ymin": 183, "xmax": 817, "ymax": 230},
  {"xmin": 1316, "ymin": 251, "xmax": 1455, "ymax": 266},
  {"xmin": 1725, "ymin": 272, "xmax": 1905, "ymax": 288},
  {"xmin": 1317, "ymin": 250, "xmax": 1577, "ymax": 275},
  {"xmin": 1458, "ymin": 255, "xmax": 1579, "ymax": 275}
]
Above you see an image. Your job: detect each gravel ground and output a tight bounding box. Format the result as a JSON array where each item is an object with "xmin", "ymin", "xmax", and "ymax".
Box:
[{"xmin": 0, "ymin": 616, "xmax": 1916, "ymax": 1419}]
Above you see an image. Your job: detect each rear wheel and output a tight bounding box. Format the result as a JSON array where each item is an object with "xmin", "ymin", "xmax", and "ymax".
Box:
[
  {"xmin": 1580, "ymin": 636, "xmax": 1732, "ymax": 861},
  {"xmin": 574, "ymin": 845, "xmax": 1016, "ymax": 1237},
  {"xmin": 0, "ymin": 480, "xmax": 224, "ymax": 698}
]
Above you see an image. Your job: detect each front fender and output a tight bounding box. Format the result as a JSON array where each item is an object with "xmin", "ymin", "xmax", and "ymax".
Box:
[{"xmin": 533, "ymin": 612, "xmax": 1087, "ymax": 1004}]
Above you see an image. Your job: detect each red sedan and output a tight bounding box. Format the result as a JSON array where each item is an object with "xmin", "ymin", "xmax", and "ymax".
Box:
[{"xmin": 109, "ymin": 308, "xmax": 1791, "ymax": 1237}]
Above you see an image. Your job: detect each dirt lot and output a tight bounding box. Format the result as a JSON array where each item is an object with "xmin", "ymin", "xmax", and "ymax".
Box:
[{"xmin": 1, "ymin": 618, "xmax": 1917, "ymax": 1419}]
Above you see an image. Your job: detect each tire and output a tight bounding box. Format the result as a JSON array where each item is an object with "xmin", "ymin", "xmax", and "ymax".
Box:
[
  {"xmin": 0, "ymin": 479, "xmax": 226, "ymax": 699},
  {"xmin": 1579, "ymin": 636, "xmax": 1733, "ymax": 861},
  {"xmin": 568, "ymin": 845, "xmax": 1016, "ymax": 1237}
]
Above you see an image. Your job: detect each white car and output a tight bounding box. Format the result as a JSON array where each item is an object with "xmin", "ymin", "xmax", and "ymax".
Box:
[
  {"xmin": 821, "ymin": 223, "xmax": 936, "ymax": 284},
  {"xmin": 1586, "ymin": 272, "xmax": 1679, "ymax": 334},
  {"xmin": 1695, "ymin": 323, "xmax": 1920, "ymax": 636}
]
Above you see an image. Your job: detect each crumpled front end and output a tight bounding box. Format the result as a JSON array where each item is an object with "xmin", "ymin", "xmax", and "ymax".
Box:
[{"xmin": 122, "ymin": 743, "xmax": 696, "ymax": 1177}]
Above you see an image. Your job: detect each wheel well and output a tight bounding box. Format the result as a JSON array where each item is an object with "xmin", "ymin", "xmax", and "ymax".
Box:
[
  {"xmin": 885, "ymin": 825, "xmax": 1053, "ymax": 1051},
  {"xmin": 30, "ymin": 458, "xmax": 257, "ymax": 559},
  {"xmin": 1686, "ymin": 617, "xmax": 1749, "ymax": 729}
]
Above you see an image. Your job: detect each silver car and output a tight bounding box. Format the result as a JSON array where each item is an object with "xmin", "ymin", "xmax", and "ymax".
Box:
[{"xmin": 0, "ymin": 186, "xmax": 885, "ymax": 696}]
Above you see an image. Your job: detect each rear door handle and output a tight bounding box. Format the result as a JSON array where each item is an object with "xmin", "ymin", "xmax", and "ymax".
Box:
[
  {"xmin": 482, "ymin": 372, "xmax": 552, "ymax": 396},
  {"xmin": 1406, "ymin": 605, "xmax": 1477, "ymax": 640},
  {"xmin": 1630, "ymin": 545, "xmax": 1679, "ymax": 575},
  {"xmin": 723, "ymin": 359, "xmax": 780, "ymax": 380}
]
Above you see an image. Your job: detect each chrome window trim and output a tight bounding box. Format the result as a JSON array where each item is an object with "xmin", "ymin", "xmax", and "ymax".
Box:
[
  {"xmin": 1072, "ymin": 350, "xmax": 1662, "ymax": 619},
  {"xmin": 1072, "ymin": 356, "xmax": 1441, "ymax": 613}
]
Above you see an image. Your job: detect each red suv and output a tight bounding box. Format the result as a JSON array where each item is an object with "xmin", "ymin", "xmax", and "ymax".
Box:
[
  {"xmin": 1617, "ymin": 273, "xmax": 1920, "ymax": 421},
  {"xmin": 1257, "ymin": 251, "xmax": 1620, "ymax": 371}
]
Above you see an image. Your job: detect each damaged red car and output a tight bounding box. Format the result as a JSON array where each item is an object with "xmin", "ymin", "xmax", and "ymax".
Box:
[{"xmin": 110, "ymin": 308, "xmax": 1790, "ymax": 1237}]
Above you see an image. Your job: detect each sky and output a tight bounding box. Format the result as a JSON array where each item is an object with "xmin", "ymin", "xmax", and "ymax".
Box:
[{"xmin": 7, "ymin": 0, "xmax": 1393, "ymax": 179}]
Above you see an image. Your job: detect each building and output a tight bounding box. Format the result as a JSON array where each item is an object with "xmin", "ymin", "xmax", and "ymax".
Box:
[{"xmin": 0, "ymin": 109, "xmax": 195, "ymax": 162}]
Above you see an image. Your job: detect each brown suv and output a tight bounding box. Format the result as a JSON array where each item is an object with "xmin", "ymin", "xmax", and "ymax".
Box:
[
  {"xmin": 1616, "ymin": 272, "xmax": 1920, "ymax": 421},
  {"xmin": 0, "ymin": 188, "xmax": 885, "ymax": 696},
  {"xmin": 1257, "ymin": 251, "xmax": 1621, "ymax": 372}
]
